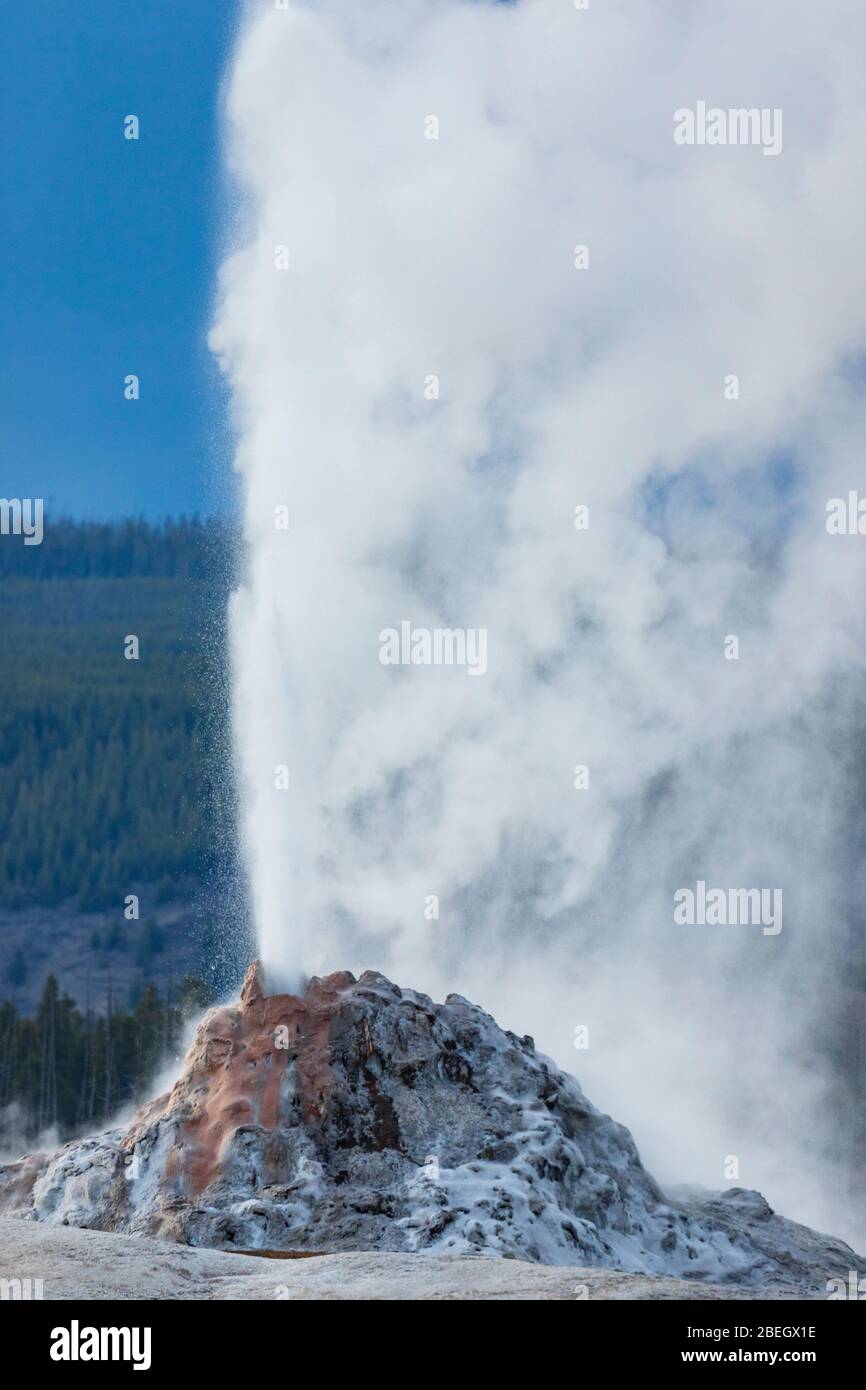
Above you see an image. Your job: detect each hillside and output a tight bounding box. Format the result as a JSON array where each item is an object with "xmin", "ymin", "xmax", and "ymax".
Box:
[
  {"xmin": 0, "ymin": 518, "xmax": 246, "ymax": 1147},
  {"xmin": 0, "ymin": 516, "xmax": 239, "ymax": 917}
]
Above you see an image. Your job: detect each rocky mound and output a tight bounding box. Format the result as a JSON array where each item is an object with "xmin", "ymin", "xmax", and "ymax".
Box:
[{"xmin": 0, "ymin": 963, "xmax": 860, "ymax": 1292}]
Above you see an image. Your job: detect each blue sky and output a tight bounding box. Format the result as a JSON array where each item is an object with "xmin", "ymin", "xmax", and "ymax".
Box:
[{"xmin": 0, "ymin": 1, "xmax": 237, "ymax": 519}]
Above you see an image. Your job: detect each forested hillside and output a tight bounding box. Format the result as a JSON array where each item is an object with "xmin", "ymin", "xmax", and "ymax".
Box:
[
  {"xmin": 0, "ymin": 517, "xmax": 243, "ymax": 1142},
  {"xmin": 0, "ymin": 515, "xmax": 229, "ymax": 580},
  {"xmin": 0, "ymin": 974, "xmax": 212, "ymax": 1142},
  {"xmin": 0, "ymin": 518, "xmax": 235, "ymax": 909}
]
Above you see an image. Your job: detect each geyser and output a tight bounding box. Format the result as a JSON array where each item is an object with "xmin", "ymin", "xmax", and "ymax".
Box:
[{"xmin": 211, "ymin": 0, "xmax": 866, "ymax": 1247}]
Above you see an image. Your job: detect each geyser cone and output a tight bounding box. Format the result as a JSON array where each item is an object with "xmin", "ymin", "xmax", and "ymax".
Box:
[{"xmin": 0, "ymin": 965, "xmax": 861, "ymax": 1291}]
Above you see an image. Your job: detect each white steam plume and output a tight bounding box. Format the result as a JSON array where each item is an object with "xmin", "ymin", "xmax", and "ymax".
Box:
[{"xmin": 211, "ymin": 0, "xmax": 866, "ymax": 1246}]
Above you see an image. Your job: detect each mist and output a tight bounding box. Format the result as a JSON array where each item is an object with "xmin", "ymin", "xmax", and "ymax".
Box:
[{"xmin": 210, "ymin": 0, "xmax": 866, "ymax": 1248}]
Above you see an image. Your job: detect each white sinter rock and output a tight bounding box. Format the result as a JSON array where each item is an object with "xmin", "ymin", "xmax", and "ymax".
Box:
[{"xmin": 0, "ymin": 963, "xmax": 859, "ymax": 1294}]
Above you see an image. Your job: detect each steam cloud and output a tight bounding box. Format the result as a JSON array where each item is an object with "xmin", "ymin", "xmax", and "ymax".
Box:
[{"xmin": 211, "ymin": 0, "xmax": 866, "ymax": 1246}]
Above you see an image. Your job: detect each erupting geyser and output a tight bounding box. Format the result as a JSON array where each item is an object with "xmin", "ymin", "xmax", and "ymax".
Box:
[{"xmin": 209, "ymin": 0, "xmax": 866, "ymax": 1247}]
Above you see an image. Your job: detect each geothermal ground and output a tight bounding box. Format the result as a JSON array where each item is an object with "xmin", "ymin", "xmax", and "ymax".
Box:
[{"xmin": 0, "ymin": 1217, "xmax": 809, "ymax": 1301}]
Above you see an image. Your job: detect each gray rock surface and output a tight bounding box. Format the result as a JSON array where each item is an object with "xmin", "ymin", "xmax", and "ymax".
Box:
[{"xmin": 0, "ymin": 1217, "xmax": 805, "ymax": 1301}]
